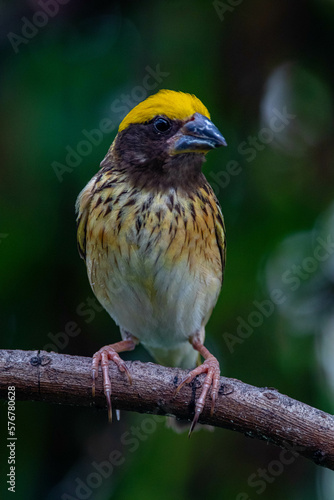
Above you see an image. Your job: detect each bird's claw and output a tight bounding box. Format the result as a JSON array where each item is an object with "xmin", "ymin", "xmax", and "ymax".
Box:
[
  {"xmin": 175, "ymin": 355, "xmax": 220, "ymax": 436},
  {"xmin": 105, "ymin": 388, "xmax": 112, "ymax": 423},
  {"xmin": 91, "ymin": 342, "xmax": 134, "ymax": 422}
]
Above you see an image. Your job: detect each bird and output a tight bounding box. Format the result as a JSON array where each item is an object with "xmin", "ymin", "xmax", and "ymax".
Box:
[{"xmin": 76, "ymin": 89, "xmax": 227, "ymax": 434}]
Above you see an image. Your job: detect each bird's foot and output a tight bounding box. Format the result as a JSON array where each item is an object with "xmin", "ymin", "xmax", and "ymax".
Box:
[
  {"xmin": 92, "ymin": 338, "xmax": 137, "ymax": 422},
  {"xmin": 175, "ymin": 337, "xmax": 220, "ymax": 436}
]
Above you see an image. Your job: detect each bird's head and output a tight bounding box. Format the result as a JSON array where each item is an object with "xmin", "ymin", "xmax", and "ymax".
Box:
[{"xmin": 111, "ymin": 90, "xmax": 227, "ymax": 190}]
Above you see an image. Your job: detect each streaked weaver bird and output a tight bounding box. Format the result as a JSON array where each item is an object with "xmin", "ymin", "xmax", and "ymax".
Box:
[{"xmin": 76, "ymin": 89, "xmax": 227, "ymax": 434}]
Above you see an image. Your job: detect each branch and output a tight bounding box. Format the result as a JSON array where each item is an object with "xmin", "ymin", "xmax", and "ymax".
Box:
[{"xmin": 1, "ymin": 349, "xmax": 333, "ymax": 469}]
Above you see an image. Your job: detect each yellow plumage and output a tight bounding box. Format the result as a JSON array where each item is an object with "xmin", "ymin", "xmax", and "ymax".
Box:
[{"xmin": 118, "ymin": 89, "xmax": 210, "ymax": 132}]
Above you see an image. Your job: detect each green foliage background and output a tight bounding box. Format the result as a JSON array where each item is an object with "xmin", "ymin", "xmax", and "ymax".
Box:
[{"xmin": 1, "ymin": 0, "xmax": 334, "ymax": 499}]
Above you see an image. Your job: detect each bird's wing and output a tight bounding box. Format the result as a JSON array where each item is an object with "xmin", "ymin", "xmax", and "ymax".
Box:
[
  {"xmin": 197, "ymin": 180, "xmax": 226, "ymax": 284},
  {"xmin": 76, "ymin": 176, "xmax": 97, "ymax": 260},
  {"xmin": 213, "ymin": 197, "xmax": 226, "ymax": 283},
  {"xmin": 76, "ymin": 147, "xmax": 117, "ymax": 260}
]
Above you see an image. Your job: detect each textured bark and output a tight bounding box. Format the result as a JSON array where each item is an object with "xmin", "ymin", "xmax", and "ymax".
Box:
[{"xmin": 0, "ymin": 349, "xmax": 333, "ymax": 469}]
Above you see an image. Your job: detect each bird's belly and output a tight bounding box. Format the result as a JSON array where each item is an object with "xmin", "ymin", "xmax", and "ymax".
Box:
[
  {"xmin": 86, "ymin": 192, "xmax": 222, "ymax": 350},
  {"xmin": 110, "ymin": 261, "xmax": 201, "ymax": 346},
  {"xmin": 92, "ymin": 250, "xmax": 218, "ymax": 348}
]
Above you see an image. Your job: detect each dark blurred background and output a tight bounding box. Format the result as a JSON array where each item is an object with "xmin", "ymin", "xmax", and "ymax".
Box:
[{"xmin": 1, "ymin": 0, "xmax": 334, "ymax": 498}]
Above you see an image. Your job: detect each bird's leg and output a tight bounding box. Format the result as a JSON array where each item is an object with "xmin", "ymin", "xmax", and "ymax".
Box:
[
  {"xmin": 92, "ymin": 335, "xmax": 138, "ymax": 422},
  {"xmin": 175, "ymin": 333, "xmax": 220, "ymax": 436}
]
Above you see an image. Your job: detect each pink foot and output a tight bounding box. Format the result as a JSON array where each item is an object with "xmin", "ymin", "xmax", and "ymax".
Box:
[
  {"xmin": 92, "ymin": 339, "xmax": 136, "ymax": 422},
  {"xmin": 175, "ymin": 337, "xmax": 220, "ymax": 436}
]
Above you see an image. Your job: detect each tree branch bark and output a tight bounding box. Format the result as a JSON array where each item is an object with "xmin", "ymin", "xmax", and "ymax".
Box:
[{"xmin": 0, "ymin": 349, "xmax": 333, "ymax": 469}]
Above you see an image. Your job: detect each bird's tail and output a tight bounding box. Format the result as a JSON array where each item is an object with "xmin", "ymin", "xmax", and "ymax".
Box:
[{"xmin": 144, "ymin": 341, "xmax": 199, "ymax": 370}]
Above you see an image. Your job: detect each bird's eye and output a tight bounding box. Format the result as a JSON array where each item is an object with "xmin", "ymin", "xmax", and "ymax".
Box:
[{"xmin": 153, "ymin": 117, "xmax": 171, "ymax": 134}]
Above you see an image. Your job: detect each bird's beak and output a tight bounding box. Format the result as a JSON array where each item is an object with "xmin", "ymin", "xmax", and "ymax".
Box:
[{"xmin": 169, "ymin": 113, "xmax": 227, "ymax": 154}]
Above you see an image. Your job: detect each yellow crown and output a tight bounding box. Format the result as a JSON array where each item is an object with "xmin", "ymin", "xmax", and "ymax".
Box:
[{"xmin": 118, "ymin": 89, "xmax": 211, "ymax": 132}]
